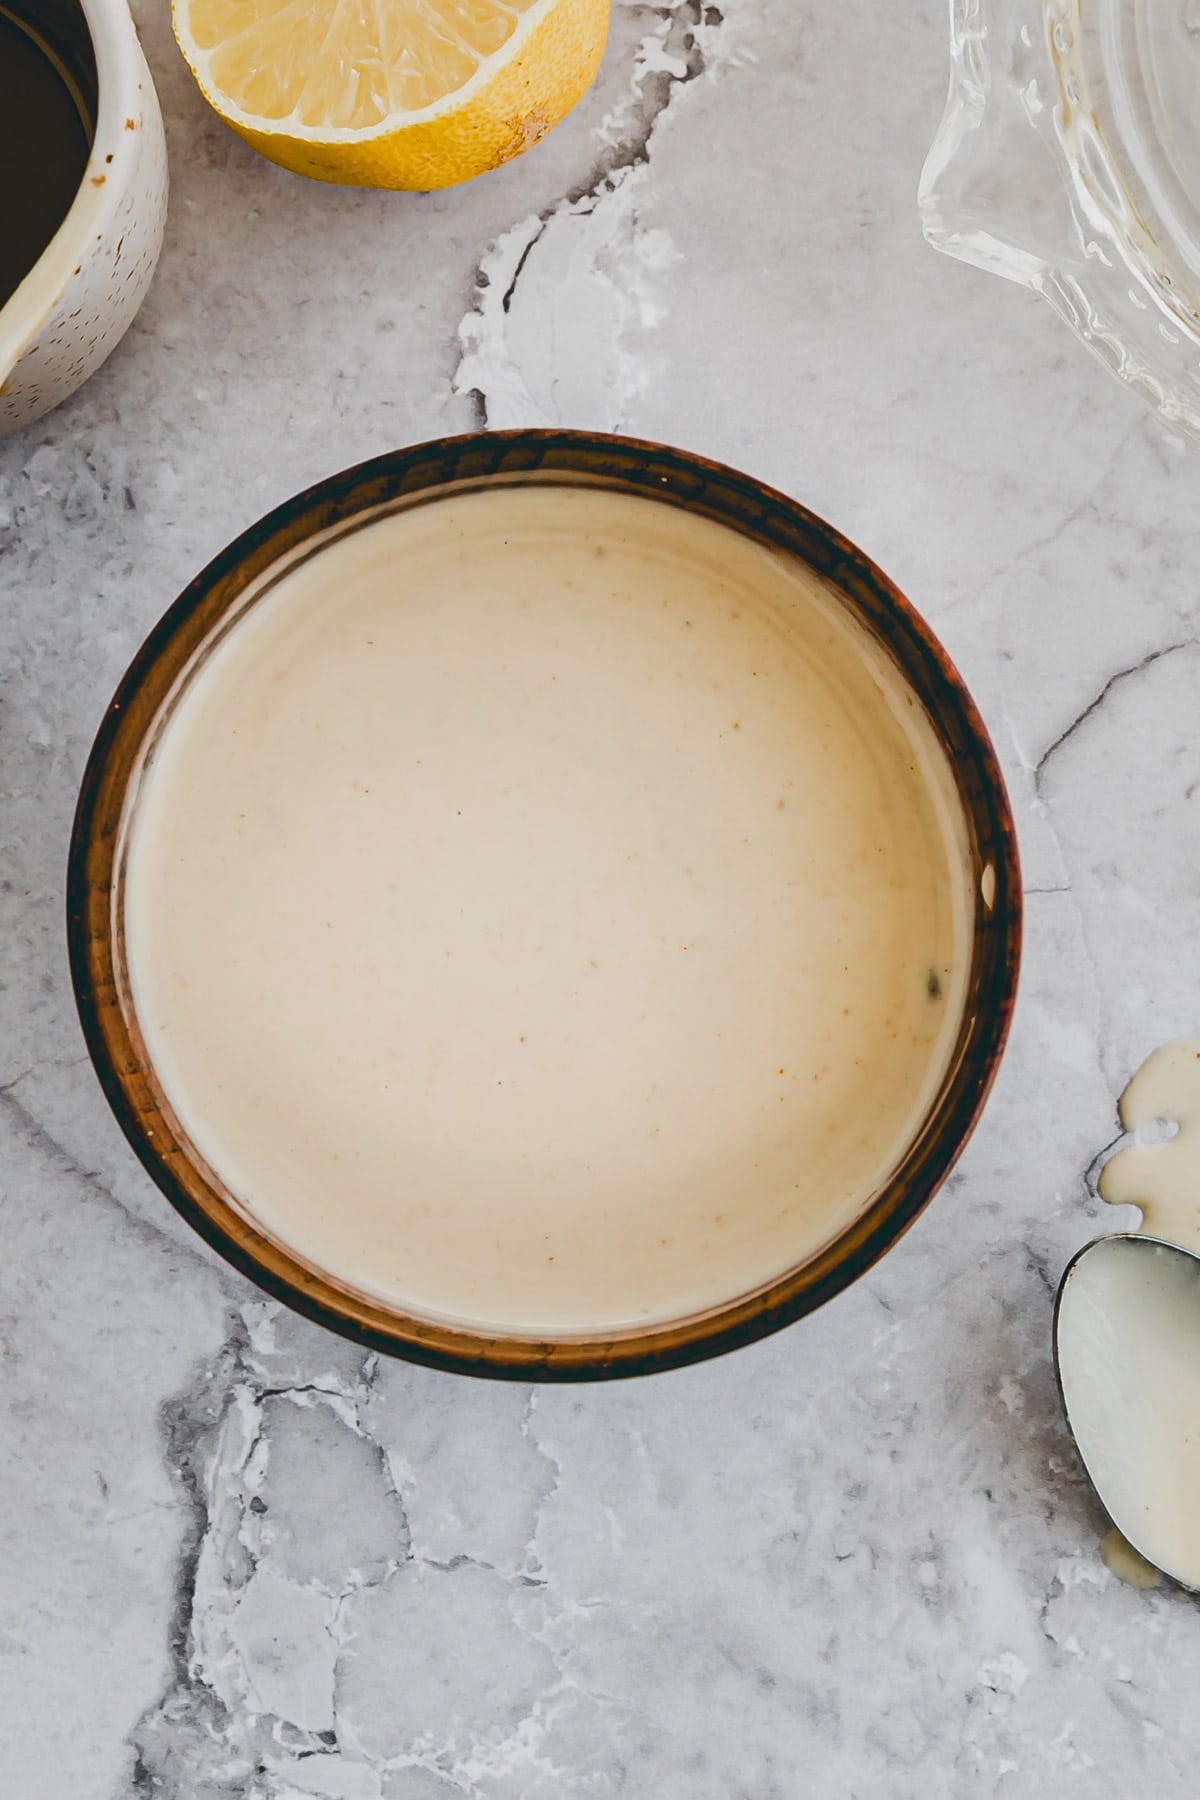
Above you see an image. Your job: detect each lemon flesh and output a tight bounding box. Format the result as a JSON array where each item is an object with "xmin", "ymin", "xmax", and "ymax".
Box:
[{"xmin": 173, "ymin": 0, "xmax": 610, "ymax": 189}]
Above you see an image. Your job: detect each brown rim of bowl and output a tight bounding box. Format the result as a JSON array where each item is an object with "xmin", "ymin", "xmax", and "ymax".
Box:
[{"xmin": 67, "ymin": 429, "xmax": 1022, "ymax": 1381}]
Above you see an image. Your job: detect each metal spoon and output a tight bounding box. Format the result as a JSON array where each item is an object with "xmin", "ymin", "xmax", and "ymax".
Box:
[{"xmin": 1053, "ymin": 1232, "xmax": 1200, "ymax": 1592}]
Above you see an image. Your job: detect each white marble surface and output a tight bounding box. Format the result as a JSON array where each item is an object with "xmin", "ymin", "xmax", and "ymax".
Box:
[{"xmin": 4, "ymin": 2, "xmax": 1200, "ymax": 1794}]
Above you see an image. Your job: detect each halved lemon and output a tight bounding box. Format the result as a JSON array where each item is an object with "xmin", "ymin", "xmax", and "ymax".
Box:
[{"xmin": 172, "ymin": 0, "xmax": 611, "ymax": 190}]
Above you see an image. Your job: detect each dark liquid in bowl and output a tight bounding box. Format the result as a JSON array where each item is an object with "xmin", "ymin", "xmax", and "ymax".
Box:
[{"xmin": 0, "ymin": 8, "xmax": 93, "ymax": 306}]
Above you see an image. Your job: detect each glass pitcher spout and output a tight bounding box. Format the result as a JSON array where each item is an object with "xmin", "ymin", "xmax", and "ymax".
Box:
[{"xmin": 920, "ymin": 0, "xmax": 1200, "ymax": 442}]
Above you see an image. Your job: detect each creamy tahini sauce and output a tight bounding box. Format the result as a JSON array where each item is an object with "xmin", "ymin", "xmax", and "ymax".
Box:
[
  {"xmin": 1099, "ymin": 1041, "xmax": 1200, "ymax": 1245},
  {"xmin": 1100, "ymin": 1526, "xmax": 1161, "ymax": 1590},
  {"xmin": 124, "ymin": 485, "xmax": 973, "ymax": 1333}
]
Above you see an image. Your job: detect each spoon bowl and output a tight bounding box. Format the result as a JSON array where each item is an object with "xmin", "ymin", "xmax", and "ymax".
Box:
[{"xmin": 1054, "ymin": 1232, "xmax": 1200, "ymax": 1592}]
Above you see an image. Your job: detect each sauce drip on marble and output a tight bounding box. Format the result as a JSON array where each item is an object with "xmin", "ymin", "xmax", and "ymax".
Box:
[{"xmin": 1099, "ymin": 1041, "xmax": 1200, "ymax": 1246}]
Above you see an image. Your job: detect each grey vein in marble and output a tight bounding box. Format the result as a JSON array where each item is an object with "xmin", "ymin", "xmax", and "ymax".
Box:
[{"xmin": 456, "ymin": 0, "xmax": 733, "ymax": 433}]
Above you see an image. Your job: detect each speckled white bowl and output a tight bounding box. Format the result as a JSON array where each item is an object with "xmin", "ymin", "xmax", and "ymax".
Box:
[{"xmin": 0, "ymin": 0, "xmax": 167, "ymax": 437}]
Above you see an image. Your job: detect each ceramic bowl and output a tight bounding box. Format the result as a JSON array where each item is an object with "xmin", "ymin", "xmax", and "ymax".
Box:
[
  {"xmin": 68, "ymin": 431, "xmax": 1022, "ymax": 1379},
  {"xmin": 0, "ymin": 0, "xmax": 167, "ymax": 437}
]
